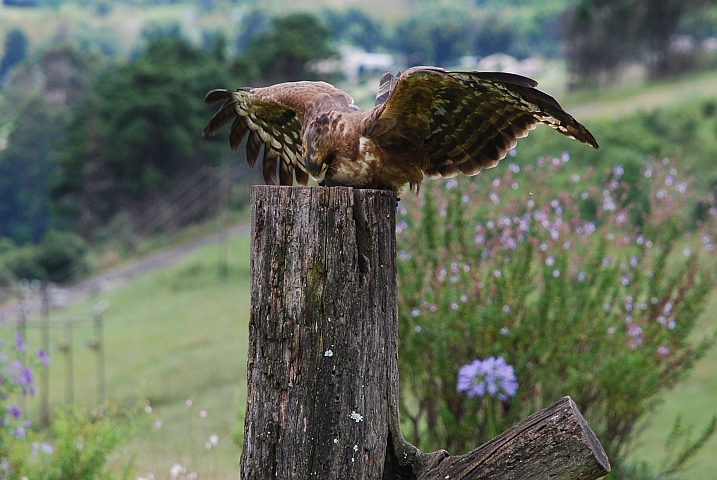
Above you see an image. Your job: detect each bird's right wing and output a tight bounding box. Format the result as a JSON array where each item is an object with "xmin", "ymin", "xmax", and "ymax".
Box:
[{"xmin": 202, "ymin": 81, "xmax": 354, "ymax": 186}]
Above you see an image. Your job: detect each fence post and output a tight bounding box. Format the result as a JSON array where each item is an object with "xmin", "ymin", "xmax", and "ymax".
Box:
[
  {"xmin": 243, "ymin": 185, "xmax": 610, "ymax": 479},
  {"xmin": 92, "ymin": 301, "xmax": 107, "ymax": 406},
  {"xmin": 40, "ymin": 284, "xmax": 50, "ymax": 427}
]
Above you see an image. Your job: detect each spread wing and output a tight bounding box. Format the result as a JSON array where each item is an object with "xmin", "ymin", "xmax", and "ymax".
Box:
[
  {"xmin": 202, "ymin": 81, "xmax": 354, "ymax": 185},
  {"xmin": 367, "ymin": 66, "xmax": 598, "ymax": 179}
]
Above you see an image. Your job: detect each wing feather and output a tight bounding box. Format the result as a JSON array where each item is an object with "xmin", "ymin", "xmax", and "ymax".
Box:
[
  {"xmin": 246, "ymin": 131, "xmax": 263, "ymax": 170},
  {"xmin": 262, "ymin": 148, "xmax": 279, "ymax": 186},
  {"xmin": 203, "ymin": 81, "xmax": 353, "ymax": 185},
  {"xmin": 228, "ymin": 116, "xmax": 249, "ymax": 152},
  {"xmin": 367, "ymin": 67, "xmax": 598, "ymax": 181}
]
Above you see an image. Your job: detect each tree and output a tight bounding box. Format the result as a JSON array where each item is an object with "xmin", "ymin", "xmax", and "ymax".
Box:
[
  {"xmin": 0, "ymin": 45, "xmax": 102, "ymax": 242},
  {"xmin": 323, "ymin": 8, "xmax": 389, "ymax": 52},
  {"xmin": 468, "ymin": 13, "xmax": 515, "ymax": 59},
  {"xmin": 394, "ymin": 8, "xmax": 471, "ymax": 66},
  {"xmin": 564, "ymin": 0, "xmax": 717, "ymax": 83},
  {"xmin": 234, "ymin": 9, "xmax": 272, "ymax": 53},
  {"xmin": 242, "ymin": 13, "xmax": 336, "ymax": 84},
  {"xmin": 0, "ymin": 29, "xmax": 28, "ymax": 83},
  {"xmin": 53, "ymin": 37, "xmax": 235, "ymax": 235},
  {"xmin": 0, "ymin": 95, "xmax": 57, "ymax": 244}
]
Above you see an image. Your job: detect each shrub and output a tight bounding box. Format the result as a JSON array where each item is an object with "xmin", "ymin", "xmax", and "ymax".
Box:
[
  {"xmin": 0, "ymin": 332, "xmax": 133, "ymax": 479},
  {"xmin": 0, "ymin": 230, "xmax": 89, "ymax": 283},
  {"xmin": 396, "ymin": 155, "xmax": 717, "ymax": 476}
]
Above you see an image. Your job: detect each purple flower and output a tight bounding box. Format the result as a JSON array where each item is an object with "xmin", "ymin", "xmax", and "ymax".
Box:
[
  {"xmin": 6, "ymin": 405, "xmax": 21, "ymax": 419},
  {"xmin": 14, "ymin": 331, "xmax": 26, "ymax": 353},
  {"xmin": 457, "ymin": 356, "xmax": 519, "ymax": 401},
  {"xmin": 5, "ymin": 360, "xmax": 35, "ymax": 395},
  {"xmin": 38, "ymin": 349, "xmax": 50, "ymax": 367}
]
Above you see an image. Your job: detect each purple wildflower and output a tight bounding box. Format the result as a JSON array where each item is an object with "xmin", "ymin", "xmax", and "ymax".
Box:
[
  {"xmin": 457, "ymin": 356, "xmax": 518, "ymax": 401},
  {"xmin": 6, "ymin": 405, "xmax": 21, "ymax": 419},
  {"xmin": 6, "ymin": 360, "xmax": 35, "ymax": 395},
  {"xmin": 14, "ymin": 331, "xmax": 26, "ymax": 353},
  {"xmin": 38, "ymin": 349, "xmax": 49, "ymax": 367}
]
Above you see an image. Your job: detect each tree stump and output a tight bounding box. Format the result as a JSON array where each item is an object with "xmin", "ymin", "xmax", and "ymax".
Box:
[{"xmin": 243, "ymin": 185, "xmax": 610, "ymax": 480}]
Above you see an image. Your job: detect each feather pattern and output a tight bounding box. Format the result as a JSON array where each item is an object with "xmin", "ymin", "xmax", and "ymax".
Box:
[{"xmin": 204, "ymin": 67, "xmax": 597, "ymax": 192}]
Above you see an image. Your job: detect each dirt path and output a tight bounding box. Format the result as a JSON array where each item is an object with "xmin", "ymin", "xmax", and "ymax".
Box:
[
  {"xmin": 65, "ymin": 221, "xmax": 251, "ymax": 305},
  {"xmin": 0, "ymin": 222, "xmax": 251, "ymax": 321}
]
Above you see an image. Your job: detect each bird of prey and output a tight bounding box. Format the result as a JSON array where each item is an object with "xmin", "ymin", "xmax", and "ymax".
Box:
[{"xmin": 202, "ymin": 66, "xmax": 598, "ymax": 193}]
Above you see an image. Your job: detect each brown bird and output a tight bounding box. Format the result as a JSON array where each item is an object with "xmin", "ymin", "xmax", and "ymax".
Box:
[{"xmin": 202, "ymin": 66, "xmax": 598, "ymax": 193}]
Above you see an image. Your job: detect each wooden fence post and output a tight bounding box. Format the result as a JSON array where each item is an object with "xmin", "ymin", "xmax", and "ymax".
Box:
[{"xmin": 243, "ymin": 185, "xmax": 611, "ymax": 479}]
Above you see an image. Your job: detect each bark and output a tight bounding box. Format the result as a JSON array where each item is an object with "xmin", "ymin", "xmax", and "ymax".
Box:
[{"xmin": 243, "ymin": 185, "xmax": 610, "ymax": 480}]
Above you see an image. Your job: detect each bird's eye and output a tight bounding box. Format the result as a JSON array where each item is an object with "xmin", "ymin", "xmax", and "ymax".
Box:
[{"xmin": 324, "ymin": 152, "xmax": 336, "ymax": 165}]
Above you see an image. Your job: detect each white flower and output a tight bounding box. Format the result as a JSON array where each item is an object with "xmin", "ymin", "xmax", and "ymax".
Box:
[{"xmin": 170, "ymin": 463, "xmax": 185, "ymax": 479}]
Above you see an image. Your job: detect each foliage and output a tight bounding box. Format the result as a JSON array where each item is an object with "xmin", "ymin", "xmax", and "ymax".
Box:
[
  {"xmin": 0, "ymin": 333, "xmax": 133, "ymax": 479},
  {"xmin": 0, "ymin": 45, "xmax": 102, "ymax": 244},
  {"xmin": 0, "ymin": 230, "xmax": 89, "ymax": 283},
  {"xmin": 234, "ymin": 9, "xmax": 272, "ymax": 53},
  {"xmin": 34, "ymin": 230, "xmax": 90, "ymax": 283},
  {"xmin": 323, "ymin": 8, "xmax": 389, "ymax": 52},
  {"xmin": 564, "ymin": 0, "xmax": 717, "ymax": 84},
  {"xmin": 241, "ymin": 12, "xmax": 337, "ymax": 84},
  {"xmin": 0, "ymin": 95, "xmax": 59, "ymax": 244},
  {"xmin": 512, "ymin": 97, "xmax": 717, "ymax": 198},
  {"xmin": 0, "ymin": 29, "xmax": 28, "ymax": 83},
  {"xmin": 394, "ymin": 7, "xmax": 471, "ymax": 66},
  {"xmin": 396, "ymin": 156, "xmax": 717, "ymax": 475},
  {"xmin": 53, "ymin": 36, "xmax": 234, "ymax": 235}
]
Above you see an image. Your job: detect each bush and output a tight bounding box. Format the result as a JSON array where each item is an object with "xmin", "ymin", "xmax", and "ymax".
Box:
[
  {"xmin": 35, "ymin": 230, "xmax": 89, "ymax": 283},
  {"xmin": 396, "ymin": 155, "xmax": 717, "ymax": 476},
  {"xmin": 0, "ymin": 332, "xmax": 134, "ymax": 479},
  {"xmin": 0, "ymin": 230, "xmax": 89, "ymax": 283}
]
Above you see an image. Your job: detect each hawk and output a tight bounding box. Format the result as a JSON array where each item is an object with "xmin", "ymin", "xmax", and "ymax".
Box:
[{"xmin": 202, "ymin": 67, "xmax": 598, "ymax": 193}]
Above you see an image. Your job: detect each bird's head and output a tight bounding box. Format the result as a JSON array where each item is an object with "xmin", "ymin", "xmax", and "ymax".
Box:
[{"xmin": 302, "ymin": 114, "xmax": 336, "ymax": 186}]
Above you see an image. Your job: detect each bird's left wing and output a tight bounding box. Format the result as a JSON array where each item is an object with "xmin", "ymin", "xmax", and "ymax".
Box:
[
  {"xmin": 202, "ymin": 81, "xmax": 353, "ymax": 185},
  {"xmin": 366, "ymin": 67, "xmax": 598, "ymax": 179}
]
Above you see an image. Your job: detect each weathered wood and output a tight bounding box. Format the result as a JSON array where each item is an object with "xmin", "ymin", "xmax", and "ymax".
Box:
[
  {"xmin": 244, "ymin": 185, "xmax": 399, "ymax": 478},
  {"xmin": 413, "ymin": 396, "xmax": 611, "ymax": 480},
  {"xmin": 243, "ymin": 185, "xmax": 611, "ymax": 480}
]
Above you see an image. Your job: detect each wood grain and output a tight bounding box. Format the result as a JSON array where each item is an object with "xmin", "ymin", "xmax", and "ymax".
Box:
[{"xmin": 243, "ymin": 185, "xmax": 610, "ymax": 480}]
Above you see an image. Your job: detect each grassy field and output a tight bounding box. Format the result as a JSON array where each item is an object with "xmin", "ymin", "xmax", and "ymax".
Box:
[
  {"xmin": 3, "ymin": 225, "xmax": 715, "ymax": 479},
  {"xmin": 630, "ymin": 290, "xmax": 717, "ymax": 479},
  {"xmin": 2, "ymin": 233, "xmax": 251, "ymax": 478}
]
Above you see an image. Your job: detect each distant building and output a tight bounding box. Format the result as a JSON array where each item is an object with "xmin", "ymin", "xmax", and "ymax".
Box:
[
  {"xmin": 474, "ymin": 53, "xmax": 546, "ymax": 78},
  {"xmin": 309, "ymin": 46, "xmax": 394, "ymax": 83}
]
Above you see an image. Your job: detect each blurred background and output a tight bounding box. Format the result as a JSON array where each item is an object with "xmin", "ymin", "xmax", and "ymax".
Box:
[{"xmin": 0, "ymin": 0, "xmax": 716, "ymax": 478}]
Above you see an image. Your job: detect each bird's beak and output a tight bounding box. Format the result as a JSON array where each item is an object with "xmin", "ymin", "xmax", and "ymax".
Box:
[{"xmin": 313, "ymin": 163, "xmax": 328, "ymax": 186}]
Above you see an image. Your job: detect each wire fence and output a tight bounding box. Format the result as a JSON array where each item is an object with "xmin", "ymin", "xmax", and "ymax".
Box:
[{"xmin": 0, "ymin": 283, "xmax": 106, "ymax": 426}]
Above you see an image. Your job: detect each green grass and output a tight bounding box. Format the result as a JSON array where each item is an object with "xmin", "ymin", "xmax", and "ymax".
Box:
[
  {"xmin": 2, "ymin": 233, "xmax": 251, "ymax": 478},
  {"xmin": 3, "ymin": 219, "xmax": 717, "ymax": 478},
  {"xmin": 630, "ymin": 291, "xmax": 717, "ymax": 479}
]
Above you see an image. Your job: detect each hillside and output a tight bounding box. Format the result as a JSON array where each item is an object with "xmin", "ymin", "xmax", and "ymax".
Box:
[
  {"xmin": 0, "ymin": 0, "xmax": 571, "ymax": 58},
  {"xmin": 4, "ymin": 232, "xmax": 251, "ymax": 478},
  {"xmin": 1, "ymin": 52, "xmax": 716, "ymax": 479}
]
